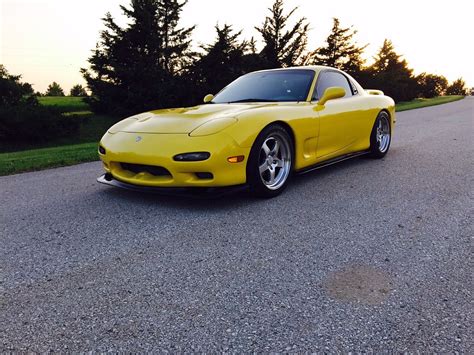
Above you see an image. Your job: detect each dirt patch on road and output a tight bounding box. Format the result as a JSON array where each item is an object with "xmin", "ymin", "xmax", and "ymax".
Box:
[{"xmin": 324, "ymin": 264, "xmax": 393, "ymax": 305}]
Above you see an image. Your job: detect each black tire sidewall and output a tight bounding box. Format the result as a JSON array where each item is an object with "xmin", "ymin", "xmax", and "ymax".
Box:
[
  {"xmin": 247, "ymin": 125, "xmax": 294, "ymax": 198},
  {"xmin": 370, "ymin": 111, "xmax": 392, "ymax": 159}
]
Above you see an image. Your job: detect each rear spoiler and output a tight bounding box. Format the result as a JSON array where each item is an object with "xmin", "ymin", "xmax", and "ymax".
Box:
[{"xmin": 366, "ymin": 89, "xmax": 384, "ymax": 96}]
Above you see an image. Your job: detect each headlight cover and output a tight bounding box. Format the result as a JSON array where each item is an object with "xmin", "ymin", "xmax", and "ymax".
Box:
[{"xmin": 189, "ymin": 117, "xmax": 237, "ymax": 137}]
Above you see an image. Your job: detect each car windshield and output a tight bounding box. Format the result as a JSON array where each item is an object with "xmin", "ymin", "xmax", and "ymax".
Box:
[{"xmin": 212, "ymin": 69, "xmax": 315, "ymax": 104}]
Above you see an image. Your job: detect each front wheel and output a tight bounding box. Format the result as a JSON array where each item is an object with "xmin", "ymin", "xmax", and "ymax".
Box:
[
  {"xmin": 247, "ymin": 125, "xmax": 294, "ymax": 198},
  {"xmin": 369, "ymin": 111, "xmax": 392, "ymax": 158}
]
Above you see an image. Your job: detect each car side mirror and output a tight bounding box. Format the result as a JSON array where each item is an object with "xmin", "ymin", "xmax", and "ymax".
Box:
[
  {"xmin": 318, "ymin": 87, "xmax": 346, "ymax": 106},
  {"xmin": 203, "ymin": 94, "xmax": 214, "ymax": 103}
]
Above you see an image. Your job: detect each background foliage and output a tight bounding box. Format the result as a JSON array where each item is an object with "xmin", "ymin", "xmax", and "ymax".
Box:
[
  {"xmin": 0, "ymin": 0, "xmax": 469, "ymax": 148},
  {"xmin": 79, "ymin": 0, "xmax": 468, "ymax": 115},
  {"xmin": 0, "ymin": 65, "xmax": 82, "ymax": 144},
  {"xmin": 45, "ymin": 81, "xmax": 65, "ymax": 97}
]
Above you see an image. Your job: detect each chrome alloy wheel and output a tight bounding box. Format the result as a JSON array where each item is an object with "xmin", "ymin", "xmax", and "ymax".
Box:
[
  {"xmin": 376, "ymin": 115, "xmax": 391, "ymax": 153},
  {"xmin": 258, "ymin": 133, "xmax": 292, "ymax": 191}
]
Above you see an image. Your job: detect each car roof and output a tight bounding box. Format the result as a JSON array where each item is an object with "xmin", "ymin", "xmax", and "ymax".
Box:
[{"xmin": 252, "ymin": 65, "xmax": 341, "ymax": 75}]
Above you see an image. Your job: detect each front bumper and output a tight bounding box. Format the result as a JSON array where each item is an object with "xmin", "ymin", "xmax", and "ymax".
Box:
[
  {"xmin": 97, "ymin": 173, "xmax": 248, "ymax": 198},
  {"xmin": 99, "ymin": 132, "xmax": 249, "ymax": 188}
]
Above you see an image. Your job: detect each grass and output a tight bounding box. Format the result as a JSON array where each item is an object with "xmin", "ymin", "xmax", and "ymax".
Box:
[
  {"xmin": 0, "ymin": 97, "xmax": 118, "ymax": 175},
  {"xmin": 0, "ymin": 143, "xmax": 99, "ymax": 176},
  {"xmin": 38, "ymin": 96, "xmax": 90, "ymax": 112},
  {"xmin": 396, "ymin": 95, "xmax": 464, "ymax": 112},
  {"xmin": 0, "ymin": 95, "xmax": 467, "ymax": 176}
]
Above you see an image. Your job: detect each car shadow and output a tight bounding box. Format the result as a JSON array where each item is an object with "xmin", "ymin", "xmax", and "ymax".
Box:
[
  {"xmin": 291, "ymin": 155, "xmax": 376, "ymax": 186},
  {"xmin": 96, "ymin": 183, "xmax": 256, "ymax": 211}
]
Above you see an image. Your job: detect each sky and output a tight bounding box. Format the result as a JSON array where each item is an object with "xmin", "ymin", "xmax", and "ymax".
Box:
[{"xmin": 1, "ymin": 0, "xmax": 473, "ymax": 93}]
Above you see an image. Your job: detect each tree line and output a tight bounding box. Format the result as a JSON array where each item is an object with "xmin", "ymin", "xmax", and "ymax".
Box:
[
  {"xmin": 79, "ymin": 0, "xmax": 468, "ymax": 115},
  {"xmin": 0, "ymin": 65, "xmax": 82, "ymax": 144},
  {"xmin": 38, "ymin": 82, "xmax": 88, "ymax": 97},
  {"xmin": 1, "ymin": 0, "xmax": 469, "ymax": 121}
]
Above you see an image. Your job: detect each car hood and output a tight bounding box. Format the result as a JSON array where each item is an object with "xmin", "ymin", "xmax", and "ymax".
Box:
[{"xmin": 109, "ymin": 103, "xmax": 277, "ymax": 134}]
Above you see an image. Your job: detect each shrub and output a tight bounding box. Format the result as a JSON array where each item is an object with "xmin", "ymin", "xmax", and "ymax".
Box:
[
  {"xmin": 0, "ymin": 104, "xmax": 82, "ymax": 144},
  {"xmin": 70, "ymin": 84, "xmax": 88, "ymax": 97},
  {"xmin": 446, "ymin": 78, "xmax": 468, "ymax": 96}
]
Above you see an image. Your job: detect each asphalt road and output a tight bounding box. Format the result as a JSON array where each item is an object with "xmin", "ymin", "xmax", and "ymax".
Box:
[{"xmin": 1, "ymin": 98, "xmax": 473, "ymax": 352}]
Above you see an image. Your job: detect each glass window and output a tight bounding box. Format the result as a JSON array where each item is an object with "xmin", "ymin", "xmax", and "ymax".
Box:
[
  {"xmin": 212, "ymin": 70, "xmax": 315, "ymax": 104},
  {"xmin": 313, "ymin": 71, "xmax": 353, "ymax": 100}
]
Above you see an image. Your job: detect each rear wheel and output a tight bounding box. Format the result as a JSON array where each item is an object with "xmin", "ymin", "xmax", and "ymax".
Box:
[
  {"xmin": 369, "ymin": 111, "xmax": 392, "ymax": 158},
  {"xmin": 247, "ymin": 125, "xmax": 293, "ymax": 198}
]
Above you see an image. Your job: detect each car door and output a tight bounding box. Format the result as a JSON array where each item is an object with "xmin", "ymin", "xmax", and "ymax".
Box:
[{"xmin": 313, "ymin": 70, "xmax": 361, "ymax": 160}]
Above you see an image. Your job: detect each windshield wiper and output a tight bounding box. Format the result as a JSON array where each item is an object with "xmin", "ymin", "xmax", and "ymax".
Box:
[{"xmin": 226, "ymin": 98, "xmax": 278, "ymax": 103}]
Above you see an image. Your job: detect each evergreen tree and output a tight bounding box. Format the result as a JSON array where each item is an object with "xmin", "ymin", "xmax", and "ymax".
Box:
[
  {"xmin": 416, "ymin": 73, "xmax": 448, "ymax": 98},
  {"xmin": 446, "ymin": 78, "xmax": 467, "ymax": 95},
  {"xmin": 371, "ymin": 40, "xmax": 405, "ymax": 73},
  {"xmin": 192, "ymin": 24, "xmax": 248, "ymax": 96},
  {"xmin": 70, "ymin": 84, "xmax": 88, "ymax": 97},
  {"xmin": 0, "ymin": 65, "xmax": 25, "ymax": 106},
  {"xmin": 364, "ymin": 39, "xmax": 418, "ymax": 102},
  {"xmin": 0, "ymin": 65, "xmax": 36, "ymax": 105},
  {"xmin": 247, "ymin": 37, "xmax": 258, "ymax": 55},
  {"xmin": 45, "ymin": 82, "xmax": 65, "ymax": 96},
  {"xmin": 81, "ymin": 0, "xmax": 195, "ymax": 115},
  {"xmin": 306, "ymin": 18, "xmax": 367, "ymax": 76},
  {"xmin": 255, "ymin": 0, "xmax": 309, "ymax": 68},
  {"xmin": 241, "ymin": 37, "xmax": 269, "ymax": 74},
  {"xmin": 21, "ymin": 83, "xmax": 34, "ymax": 97}
]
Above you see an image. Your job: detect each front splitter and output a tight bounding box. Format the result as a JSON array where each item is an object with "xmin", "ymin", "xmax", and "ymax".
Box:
[{"xmin": 97, "ymin": 174, "xmax": 248, "ymax": 199}]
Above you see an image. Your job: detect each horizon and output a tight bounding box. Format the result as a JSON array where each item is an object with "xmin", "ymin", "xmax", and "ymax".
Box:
[{"xmin": 1, "ymin": 0, "xmax": 473, "ymax": 93}]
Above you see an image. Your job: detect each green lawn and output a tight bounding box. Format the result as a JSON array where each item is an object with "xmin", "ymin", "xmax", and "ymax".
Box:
[
  {"xmin": 38, "ymin": 96, "xmax": 90, "ymax": 112},
  {"xmin": 0, "ymin": 143, "xmax": 99, "ymax": 176},
  {"xmin": 0, "ymin": 95, "xmax": 466, "ymax": 176},
  {"xmin": 0, "ymin": 97, "xmax": 117, "ymax": 175},
  {"xmin": 396, "ymin": 95, "xmax": 464, "ymax": 112}
]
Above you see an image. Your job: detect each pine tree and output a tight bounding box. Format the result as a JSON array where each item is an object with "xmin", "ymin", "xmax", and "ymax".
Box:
[
  {"xmin": 45, "ymin": 82, "xmax": 65, "ymax": 97},
  {"xmin": 241, "ymin": 37, "xmax": 269, "ymax": 75},
  {"xmin": 192, "ymin": 25, "xmax": 248, "ymax": 96},
  {"xmin": 255, "ymin": 0, "xmax": 309, "ymax": 68},
  {"xmin": 306, "ymin": 18, "xmax": 367, "ymax": 76},
  {"xmin": 70, "ymin": 84, "xmax": 88, "ymax": 97},
  {"xmin": 0, "ymin": 65, "xmax": 25, "ymax": 106},
  {"xmin": 81, "ymin": 0, "xmax": 195, "ymax": 114},
  {"xmin": 371, "ymin": 39, "xmax": 405, "ymax": 73},
  {"xmin": 364, "ymin": 39, "xmax": 418, "ymax": 102},
  {"xmin": 247, "ymin": 37, "xmax": 258, "ymax": 55}
]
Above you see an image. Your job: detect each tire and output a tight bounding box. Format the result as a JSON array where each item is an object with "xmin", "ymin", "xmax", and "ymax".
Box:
[
  {"xmin": 369, "ymin": 111, "xmax": 392, "ymax": 159},
  {"xmin": 247, "ymin": 125, "xmax": 294, "ymax": 198}
]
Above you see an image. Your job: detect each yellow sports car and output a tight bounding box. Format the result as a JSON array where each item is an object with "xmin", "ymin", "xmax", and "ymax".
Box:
[{"xmin": 98, "ymin": 66, "xmax": 395, "ymax": 197}]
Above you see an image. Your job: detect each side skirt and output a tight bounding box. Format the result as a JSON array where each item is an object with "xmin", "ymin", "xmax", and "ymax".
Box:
[{"xmin": 296, "ymin": 151, "xmax": 370, "ymax": 175}]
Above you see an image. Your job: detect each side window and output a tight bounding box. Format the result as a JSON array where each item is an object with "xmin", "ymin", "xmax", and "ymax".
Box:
[{"xmin": 313, "ymin": 71, "xmax": 353, "ymax": 100}]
